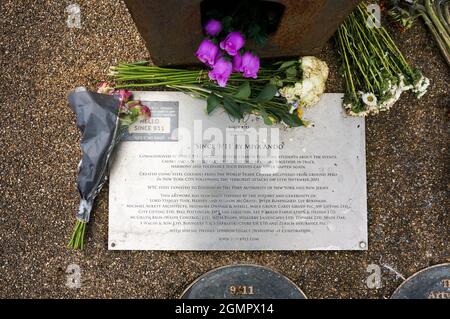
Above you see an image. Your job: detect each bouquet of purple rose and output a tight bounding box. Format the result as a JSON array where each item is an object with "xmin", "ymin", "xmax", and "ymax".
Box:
[
  {"xmin": 109, "ymin": 18, "xmax": 329, "ymax": 126},
  {"xmin": 199, "ymin": 19, "xmax": 260, "ymax": 86}
]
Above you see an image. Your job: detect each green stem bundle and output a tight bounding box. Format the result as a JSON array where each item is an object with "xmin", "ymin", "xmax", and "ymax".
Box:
[
  {"xmin": 335, "ymin": 2, "xmax": 429, "ymax": 116},
  {"xmin": 68, "ymin": 220, "xmax": 86, "ymax": 250}
]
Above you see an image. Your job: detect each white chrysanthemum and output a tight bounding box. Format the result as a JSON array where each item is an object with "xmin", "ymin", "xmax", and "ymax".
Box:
[
  {"xmin": 398, "ymin": 74, "xmax": 413, "ymax": 92},
  {"xmin": 361, "ymin": 92, "xmax": 378, "ymax": 107},
  {"xmin": 279, "ymin": 57, "xmax": 328, "ymax": 108},
  {"xmin": 301, "ymin": 56, "xmax": 329, "ymax": 80},
  {"xmin": 413, "ymin": 76, "xmax": 430, "ymax": 99},
  {"xmin": 379, "ymin": 83, "xmax": 402, "ymax": 111},
  {"xmin": 279, "ymin": 86, "xmax": 296, "ymax": 104},
  {"xmin": 343, "ymin": 103, "xmax": 353, "ymax": 110},
  {"xmin": 344, "ymin": 102, "xmax": 370, "ymax": 117},
  {"xmin": 418, "ymin": 76, "xmax": 430, "ymax": 90},
  {"xmin": 348, "ymin": 110, "xmax": 369, "ymax": 117},
  {"xmin": 301, "ymin": 93, "xmax": 321, "ymax": 107}
]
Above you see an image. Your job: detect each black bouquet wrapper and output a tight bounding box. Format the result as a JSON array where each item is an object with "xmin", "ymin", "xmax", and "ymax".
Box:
[{"xmin": 68, "ymin": 87, "xmax": 120, "ymax": 223}]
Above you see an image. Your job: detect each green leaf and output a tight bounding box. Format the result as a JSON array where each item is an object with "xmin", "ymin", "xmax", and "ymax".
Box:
[
  {"xmin": 206, "ymin": 93, "xmax": 221, "ymax": 115},
  {"xmin": 129, "ymin": 107, "xmax": 140, "ymax": 118},
  {"xmin": 255, "ymin": 83, "xmax": 278, "ymax": 102},
  {"xmin": 259, "ymin": 110, "xmax": 276, "ymax": 125},
  {"xmin": 240, "ymin": 103, "xmax": 253, "ymax": 114},
  {"xmin": 263, "ymin": 117, "xmax": 273, "ymax": 125},
  {"xmin": 285, "ymin": 66, "xmax": 297, "ymax": 78},
  {"xmin": 262, "ymin": 114, "xmax": 274, "ymax": 125},
  {"xmin": 270, "ymin": 76, "xmax": 284, "ymax": 88},
  {"xmin": 223, "ymin": 96, "xmax": 243, "ymax": 119},
  {"xmin": 277, "ymin": 60, "xmax": 297, "ymax": 70},
  {"xmin": 234, "ymin": 81, "xmax": 251, "ymax": 99},
  {"xmin": 279, "ymin": 112, "xmax": 303, "ymax": 127}
]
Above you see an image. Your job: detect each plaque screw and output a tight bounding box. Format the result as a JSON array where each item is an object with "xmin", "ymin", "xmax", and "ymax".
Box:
[
  {"xmin": 111, "ymin": 242, "xmax": 116, "ymax": 248},
  {"xmin": 359, "ymin": 241, "xmax": 367, "ymax": 249}
]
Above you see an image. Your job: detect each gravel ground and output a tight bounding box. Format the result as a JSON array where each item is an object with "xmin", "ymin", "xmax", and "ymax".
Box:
[{"xmin": 0, "ymin": 0, "xmax": 448, "ymax": 299}]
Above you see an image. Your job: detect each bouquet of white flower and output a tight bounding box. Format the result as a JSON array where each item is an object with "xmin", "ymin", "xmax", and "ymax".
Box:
[
  {"xmin": 336, "ymin": 2, "xmax": 430, "ymax": 116},
  {"xmin": 278, "ymin": 56, "xmax": 329, "ymax": 113}
]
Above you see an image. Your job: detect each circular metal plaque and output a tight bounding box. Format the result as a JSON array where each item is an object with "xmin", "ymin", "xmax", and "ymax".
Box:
[
  {"xmin": 391, "ymin": 263, "xmax": 450, "ymax": 299},
  {"xmin": 181, "ymin": 264, "xmax": 307, "ymax": 299}
]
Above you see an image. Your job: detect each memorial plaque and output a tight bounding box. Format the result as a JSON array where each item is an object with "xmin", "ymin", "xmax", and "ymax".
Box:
[
  {"xmin": 109, "ymin": 92, "xmax": 367, "ymax": 250},
  {"xmin": 181, "ymin": 264, "xmax": 307, "ymax": 299},
  {"xmin": 391, "ymin": 264, "xmax": 450, "ymax": 299}
]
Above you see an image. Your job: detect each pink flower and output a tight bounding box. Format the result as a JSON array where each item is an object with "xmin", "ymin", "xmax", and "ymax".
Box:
[
  {"xmin": 140, "ymin": 105, "xmax": 151, "ymax": 118},
  {"xmin": 240, "ymin": 52, "xmax": 260, "ymax": 79},
  {"xmin": 114, "ymin": 89, "xmax": 132, "ymax": 103},
  {"xmin": 195, "ymin": 39, "xmax": 220, "ymax": 67},
  {"xmin": 232, "ymin": 53, "xmax": 243, "ymax": 72},
  {"xmin": 208, "ymin": 58, "xmax": 233, "ymax": 87},
  {"xmin": 204, "ymin": 19, "xmax": 222, "ymax": 37},
  {"xmin": 220, "ymin": 32, "xmax": 245, "ymax": 56}
]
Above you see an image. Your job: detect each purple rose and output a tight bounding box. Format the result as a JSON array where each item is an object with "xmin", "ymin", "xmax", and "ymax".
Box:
[
  {"xmin": 208, "ymin": 58, "xmax": 233, "ymax": 87},
  {"xmin": 204, "ymin": 19, "xmax": 222, "ymax": 36},
  {"xmin": 240, "ymin": 52, "xmax": 260, "ymax": 79},
  {"xmin": 232, "ymin": 54, "xmax": 243, "ymax": 72},
  {"xmin": 196, "ymin": 39, "xmax": 219, "ymax": 67},
  {"xmin": 220, "ymin": 31, "xmax": 245, "ymax": 56}
]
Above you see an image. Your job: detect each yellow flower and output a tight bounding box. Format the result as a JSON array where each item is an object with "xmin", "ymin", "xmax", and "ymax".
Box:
[{"xmin": 297, "ymin": 107, "xmax": 303, "ymax": 119}]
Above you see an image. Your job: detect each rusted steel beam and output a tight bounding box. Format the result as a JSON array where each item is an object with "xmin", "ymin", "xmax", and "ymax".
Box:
[{"xmin": 124, "ymin": 0, "xmax": 361, "ymax": 66}]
